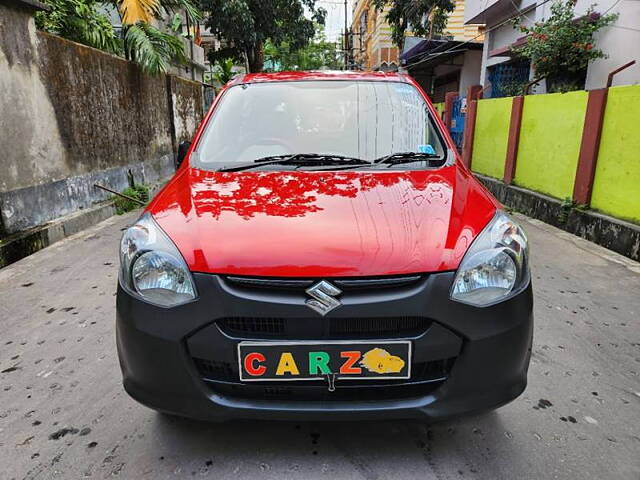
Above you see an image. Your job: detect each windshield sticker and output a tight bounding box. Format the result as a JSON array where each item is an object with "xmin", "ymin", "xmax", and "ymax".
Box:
[
  {"xmin": 393, "ymin": 83, "xmax": 415, "ymax": 94},
  {"xmin": 418, "ymin": 144, "xmax": 436, "ymax": 154}
]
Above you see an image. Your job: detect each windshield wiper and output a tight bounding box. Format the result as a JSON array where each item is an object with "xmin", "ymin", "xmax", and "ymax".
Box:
[
  {"xmin": 218, "ymin": 153, "xmax": 371, "ymax": 172},
  {"xmin": 373, "ymin": 152, "xmax": 443, "ymax": 167}
]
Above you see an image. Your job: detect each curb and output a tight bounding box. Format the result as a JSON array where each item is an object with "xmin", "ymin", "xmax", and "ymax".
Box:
[
  {"xmin": 0, "ymin": 201, "xmax": 117, "ymax": 269},
  {"xmin": 476, "ymin": 174, "xmax": 640, "ymax": 262},
  {"xmin": 1, "ymin": 178, "xmax": 169, "ymax": 269}
]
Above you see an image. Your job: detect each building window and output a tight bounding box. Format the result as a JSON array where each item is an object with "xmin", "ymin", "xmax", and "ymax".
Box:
[
  {"xmin": 487, "ymin": 60, "xmax": 531, "ymax": 98},
  {"xmin": 546, "ymin": 69, "xmax": 587, "ymax": 93}
]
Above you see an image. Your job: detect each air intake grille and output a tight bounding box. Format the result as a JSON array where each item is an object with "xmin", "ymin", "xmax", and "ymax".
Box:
[
  {"xmin": 217, "ymin": 316, "xmax": 431, "ymax": 339},
  {"xmin": 328, "ymin": 317, "xmax": 426, "ymax": 337},
  {"xmin": 192, "ymin": 357, "xmax": 455, "ymax": 385},
  {"xmin": 220, "ymin": 317, "xmax": 285, "ymax": 336}
]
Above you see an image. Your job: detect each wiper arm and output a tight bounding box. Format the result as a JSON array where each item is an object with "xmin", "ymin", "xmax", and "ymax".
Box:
[
  {"xmin": 373, "ymin": 152, "xmax": 443, "ymax": 166},
  {"xmin": 218, "ymin": 153, "xmax": 371, "ymax": 172},
  {"xmin": 218, "ymin": 153, "xmax": 304, "ymax": 172}
]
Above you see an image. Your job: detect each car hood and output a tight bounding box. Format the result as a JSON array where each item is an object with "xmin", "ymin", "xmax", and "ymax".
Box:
[{"xmin": 149, "ymin": 166, "xmax": 498, "ymax": 277}]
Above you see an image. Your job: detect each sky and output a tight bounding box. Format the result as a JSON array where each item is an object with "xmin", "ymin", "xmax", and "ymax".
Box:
[{"xmin": 315, "ymin": 0, "xmax": 353, "ymax": 43}]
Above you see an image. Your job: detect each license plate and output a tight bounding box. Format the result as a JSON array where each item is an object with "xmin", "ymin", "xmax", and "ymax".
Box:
[{"xmin": 237, "ymin": 340, "xmax": 412, "ymax": 382}]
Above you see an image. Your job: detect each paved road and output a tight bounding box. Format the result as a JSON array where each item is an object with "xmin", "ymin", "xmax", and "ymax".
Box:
[{"xmin": 1, "ymin": 212, "xmax": 639, "ymax": 480}]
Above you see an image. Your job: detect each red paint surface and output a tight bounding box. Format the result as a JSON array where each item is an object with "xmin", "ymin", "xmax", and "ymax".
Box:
[{"xmin": 148, "ymin": 71, "xmax": 500, "ymax": 277}]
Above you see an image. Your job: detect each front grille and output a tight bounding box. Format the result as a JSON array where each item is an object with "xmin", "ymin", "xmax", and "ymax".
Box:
[
  {"xmin": 224, "ymin": 274, "xmax": 423, "ymax": 291},
  {"xmin": 217, "ymin": 316, "xmax": 431, "ymax": 339},
  {"xmin": 192, "ymin": 357, "xmax": 455, "ymax": 385}
]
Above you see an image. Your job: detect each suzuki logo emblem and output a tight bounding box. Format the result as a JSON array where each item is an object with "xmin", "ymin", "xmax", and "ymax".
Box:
[{"xmin": 305, "ymin": 280, "xmax": 342, "ymax": 316}]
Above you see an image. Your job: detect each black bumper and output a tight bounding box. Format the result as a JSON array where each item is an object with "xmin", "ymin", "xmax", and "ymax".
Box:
[{"xmin": 116, "ymin": 272, "xmax": 533, "ymax": 421}]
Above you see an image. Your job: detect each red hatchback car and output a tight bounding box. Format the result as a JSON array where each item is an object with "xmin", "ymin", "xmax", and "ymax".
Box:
[{"xmin": 116, "ymin": 71, "xmax": 533, "ymax": 421}]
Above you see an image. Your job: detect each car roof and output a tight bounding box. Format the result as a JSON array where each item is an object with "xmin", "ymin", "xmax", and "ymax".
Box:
[{"xmin": 229, "ymin": 70, "xmax": 411, "ymax": 85}]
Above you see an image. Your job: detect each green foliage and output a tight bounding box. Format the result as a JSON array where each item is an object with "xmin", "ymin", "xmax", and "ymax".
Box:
[
  {"xmin": 170, "ymin": 13, "xmax": 183, "ymax": 32},
  {"xmin": 558, "ymin": 197, "xmax": 588, "ymax": 223},
  {"xmin": 500, "ymin": 80, "xmax": 529, "ymax": 97},
  {"xmin": 263, "ymin": 24, "xmax": 340, "ymax": 71},
  {"xmin": 212, "ymin": 58, "xmax": 236, "ymax": 85},
  {"xmin": 36, "ymin": 0, "xmax": 121, "ymax": 54},
  {"xmin": 513, "ymin": 0, "xmax": 617, "ymax": 88},
  {"xmin": 371, "ymin": 0, "xmax": 456, "ymax": 50},
  {"xmin": 123, "ymin": 22, "xmax": 187, "ymax": 74},
  {"xmin": 158, "ymin": 0, "xmax": 202, "ymax": 25},
  {"xmin": 35, "ymin": 0, "xmax": 201, "ymax": 75},
  {"xmin": 201, "ymin": 0, "xmax": 326, "ymax": 72},
  {"xmin": 113, "ymin": 184, "xmax": 150, "ymax": 215}
]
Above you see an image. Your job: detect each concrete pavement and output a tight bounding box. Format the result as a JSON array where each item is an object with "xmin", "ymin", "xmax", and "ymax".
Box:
[{"xmin": 0, "ymin": 211, "xmax": 639, "ymax": 480}]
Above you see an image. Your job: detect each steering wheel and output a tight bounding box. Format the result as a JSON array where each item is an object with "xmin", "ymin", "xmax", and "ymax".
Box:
[{"xmin": 254, "ymin": 137, "xmax": 296, "ymax": 152}]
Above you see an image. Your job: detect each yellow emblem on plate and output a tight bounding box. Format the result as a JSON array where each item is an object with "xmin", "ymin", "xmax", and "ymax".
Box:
[{"xmin": 360, "ymin": 348, "xmax": 405, "ymax": 374}]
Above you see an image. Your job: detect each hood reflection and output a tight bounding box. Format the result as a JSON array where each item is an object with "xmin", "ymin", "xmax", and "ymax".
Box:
[{"xmin": 187, "ymin": 169, "xmax": 449, "ymax": 220}]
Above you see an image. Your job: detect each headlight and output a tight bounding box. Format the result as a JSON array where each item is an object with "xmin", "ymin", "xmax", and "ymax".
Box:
[
  {"xmin": 451, "ymin": 211, "xmax": 529, "ymax": 307},
  {"xmin": 119, "ymin": 213, "xmax": 196, "ymax": 307}
]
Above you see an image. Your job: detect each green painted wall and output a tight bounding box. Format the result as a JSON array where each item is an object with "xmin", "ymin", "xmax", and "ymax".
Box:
[
  {"xmin": 471, "ymin": 97, "xmax": 512, "ymax": 179},
  {"xmin": 590, "ymin": 86, "xmax": 640, "ymax": 223},
  {"xmin": 514, "ymin": 90, "xmax": 588, "ymax": 199}
]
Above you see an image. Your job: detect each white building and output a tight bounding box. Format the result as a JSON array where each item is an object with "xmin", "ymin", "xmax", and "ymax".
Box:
[{"xmin": 464, "ymin": 0, "xmax": 640, "ymax": 96}]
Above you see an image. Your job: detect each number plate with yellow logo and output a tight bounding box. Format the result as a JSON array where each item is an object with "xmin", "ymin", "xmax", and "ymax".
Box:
[{"xmin": 238, "ymin": 340, "xmax": 412, "ymax": 382}]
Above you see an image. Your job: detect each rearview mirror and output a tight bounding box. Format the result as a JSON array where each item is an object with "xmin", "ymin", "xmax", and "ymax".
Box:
[{"xmin": 176, "ymin": 141, "xmax": 191, "ymax": 169}]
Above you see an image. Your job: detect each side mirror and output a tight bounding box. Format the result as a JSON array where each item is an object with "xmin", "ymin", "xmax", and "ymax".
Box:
[{"xmin": 176, "ymin": 141, "xmax": 191, "ymax": 169}]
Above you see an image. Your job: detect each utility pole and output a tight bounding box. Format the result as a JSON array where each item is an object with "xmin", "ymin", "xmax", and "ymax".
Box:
[
  {"xmin": 185, "ymin": 12, "xmax": 195, "ymax": 81},
  {"xmin": 343, "ymin": 0, "xmax": 349, "ymax": 69}
]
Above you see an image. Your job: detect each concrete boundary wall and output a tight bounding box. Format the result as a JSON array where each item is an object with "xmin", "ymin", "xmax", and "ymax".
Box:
[
  {"xmin": 0, "ymin": 1, "xmax": 205, "ymax": 245},
  {"xmin": 478, "ymin": 175, "xmax": 640, "ymax": 262},
  {"xmin": 1, "ymin": 156, "xmax": 173, "ymax": 233}
]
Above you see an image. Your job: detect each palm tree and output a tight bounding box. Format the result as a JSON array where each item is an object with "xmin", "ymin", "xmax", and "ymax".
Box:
[{"xmin": 117, "ymin": 0, "xmax": 203, "ymax": 74}]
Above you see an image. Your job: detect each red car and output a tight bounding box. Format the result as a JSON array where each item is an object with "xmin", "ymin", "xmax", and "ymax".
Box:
[{"xmin": 117, "ymin": 71, "xmax": 532, "ymax": 421}]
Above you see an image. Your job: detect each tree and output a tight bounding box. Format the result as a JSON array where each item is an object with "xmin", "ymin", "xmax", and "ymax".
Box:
[
  {"xmin": 371, "ymin": 0, "xmax": 456, "ymax": 51},
  {"xmin": 36, "ymin": 0, "xmax": 201, "ymax": 75},
  {"xmin": 263, "ymin": 24, "xmax": 340, "ymax": 71},
  {"xmin": 201, "ymin": 0, "xmax": 326, "ymax": 73},
  {"xmin": 513, "ymin": 0, "xmax": 617, "ymax": 92}
]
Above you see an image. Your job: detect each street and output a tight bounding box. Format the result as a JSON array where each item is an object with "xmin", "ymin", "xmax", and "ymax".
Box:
[{"xmin": 1, "ymin": 211, "xmax": 639, "ymax": 480}]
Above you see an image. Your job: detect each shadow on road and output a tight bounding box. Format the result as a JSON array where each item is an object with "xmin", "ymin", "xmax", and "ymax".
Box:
[{"xmin": 148, "ymin": 409, "xmax": 519, "ymax": 477}]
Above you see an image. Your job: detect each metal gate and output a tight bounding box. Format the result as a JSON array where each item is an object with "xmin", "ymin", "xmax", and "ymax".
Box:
[
  {"xmin": 203, "ymin": 85, "xmax": 216, "ymax": 111},
  {"xmin": 487, "ymin": 60, "xmax": 530, "ymax": 98},
  {"xmin": 450, "ymin": 96, "xmax": 466, "ymax": 151}
]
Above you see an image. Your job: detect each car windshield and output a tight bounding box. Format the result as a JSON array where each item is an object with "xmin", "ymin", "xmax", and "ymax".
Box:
[{"xmin": 193, "ymin": 80, "xmax": 448, "ymax": 169}]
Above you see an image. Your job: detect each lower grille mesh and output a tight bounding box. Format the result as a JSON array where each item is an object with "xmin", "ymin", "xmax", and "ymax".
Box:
[{"xmin": 212, "ymin": 381, "xmax": 443, "ymax": 401}]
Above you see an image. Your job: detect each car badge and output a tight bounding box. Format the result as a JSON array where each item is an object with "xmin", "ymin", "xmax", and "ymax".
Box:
[{"xmin": 305, "ymin": 280, "xmax": 342, "ymax": 316}]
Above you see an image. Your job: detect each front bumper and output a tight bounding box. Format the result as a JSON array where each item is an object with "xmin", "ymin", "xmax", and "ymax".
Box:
[{"xmin": 116, "ymin": 272, "xmax": 533, "ymax": 421}]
